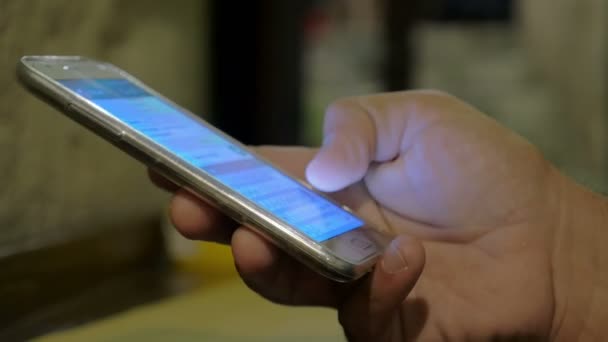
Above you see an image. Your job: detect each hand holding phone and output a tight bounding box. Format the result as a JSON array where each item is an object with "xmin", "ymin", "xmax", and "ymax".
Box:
[
  {"xmin": 166, "ymin": 86, "xmax": 567, "ymax": 341},
  {"xmin": 24, "ymin": 56, "xmax": 565, "ymax": 340}
]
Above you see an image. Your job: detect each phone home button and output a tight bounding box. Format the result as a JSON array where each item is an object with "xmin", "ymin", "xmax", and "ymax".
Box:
[
  {"xmin": 350, "ymin": 237, "xmax": 373, "ymax": 251},
  {"xmin": 330, "ymin": 232, "xmax": 378, "ymax": 263}
]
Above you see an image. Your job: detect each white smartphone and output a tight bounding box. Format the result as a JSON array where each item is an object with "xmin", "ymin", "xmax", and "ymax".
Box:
[{"xmin": 17, "ymin": 56, "xmax": 389, "ymax": 282}]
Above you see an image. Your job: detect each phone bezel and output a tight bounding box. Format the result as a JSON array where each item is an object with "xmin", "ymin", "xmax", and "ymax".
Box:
[{"xmin": 17, "ymin": 55, "xmax": 389, "ymax": 282}]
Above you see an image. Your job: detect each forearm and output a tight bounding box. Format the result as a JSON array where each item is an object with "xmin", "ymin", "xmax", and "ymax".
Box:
[{"xmin": 551, "ymin": 174, "xmax": 608, "ymax": 340}]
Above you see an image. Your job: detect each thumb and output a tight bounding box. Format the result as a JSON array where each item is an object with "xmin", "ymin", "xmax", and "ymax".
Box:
[
  {"xmin": 305, "ymin": 132, "xmax": 373, "ymax": 192},
  {"xmin": 338, "ymin": 236, "xmax": 425, "ymax": 341},
  {"xmin": 304, "ymin": 95, "xmax": 404, "ymax": 192}
]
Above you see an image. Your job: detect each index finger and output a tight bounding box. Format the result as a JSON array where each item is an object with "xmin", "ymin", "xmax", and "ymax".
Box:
[
  {"xmin": 170, "ymin": 188, "xmax": 239, "ymax": 243},
  {"xmin": 147, "ymin": 168, "xmax": 180, "ymax": 192}
]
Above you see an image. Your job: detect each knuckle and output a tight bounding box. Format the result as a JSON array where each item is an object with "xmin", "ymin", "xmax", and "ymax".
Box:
[{"xmin": 325, "ymin": 97, "xmax": 359, "ymax": 118}]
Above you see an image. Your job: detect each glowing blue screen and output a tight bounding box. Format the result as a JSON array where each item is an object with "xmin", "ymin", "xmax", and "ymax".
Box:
[{"xmin": 59, "ymin": 78, "xmax": 363, "ymax": 242}]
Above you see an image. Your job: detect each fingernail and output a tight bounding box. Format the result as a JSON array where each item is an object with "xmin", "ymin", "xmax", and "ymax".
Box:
[{"xmin": 382, "ymin": 238, "xmax": 409, "ymax": 274}]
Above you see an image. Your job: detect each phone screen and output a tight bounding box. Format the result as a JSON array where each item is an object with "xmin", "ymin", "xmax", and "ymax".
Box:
[{"xmin": 59, "ymin": 78, "xmax": 364, "ymax": 242}]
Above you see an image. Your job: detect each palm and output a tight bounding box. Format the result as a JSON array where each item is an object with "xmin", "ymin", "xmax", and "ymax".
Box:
[
  {"xmin": 369, "ymin": 108, "xmax": 557, "ymax": 339},
  {"xmin": 258, "ymin": 110, "xmax": 557, "ymax": 339}
]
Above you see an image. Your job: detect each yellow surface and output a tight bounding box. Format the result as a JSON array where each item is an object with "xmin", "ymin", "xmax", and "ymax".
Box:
[
  {"xmin": 37, "ymin": 237, "xmax": 346, "ymax": 341},
  {"xmin": 37, "ymin": 274, "xmax": 344, "ymax": 342},
  {"xmin": 176, "ymin": 242, "xmax": 239, "ymax": 282}
]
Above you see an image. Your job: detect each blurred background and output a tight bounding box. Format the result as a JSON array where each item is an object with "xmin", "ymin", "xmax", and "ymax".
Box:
[{"xmin": 1, "ymin": 0, "xmax": 607, "ymax": 340}]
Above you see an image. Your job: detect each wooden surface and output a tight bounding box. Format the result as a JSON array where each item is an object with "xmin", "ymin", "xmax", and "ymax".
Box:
[
  {"xmin": 0, "ymin": 218, "xmax": 191, "ymax": 340},
  {"xmin": 0, "ymin": 0, "xmax": 206, "ymax": 256}
]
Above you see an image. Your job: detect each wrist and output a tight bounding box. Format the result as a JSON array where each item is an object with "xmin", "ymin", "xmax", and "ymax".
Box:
[{"xmin": 551, "ymin": 172, "xmax": 608, "ymax": 341}]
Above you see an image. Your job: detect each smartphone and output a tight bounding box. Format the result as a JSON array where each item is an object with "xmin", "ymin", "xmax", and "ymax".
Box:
[{"xmin": 17, "ymin": 55, "xmax": 388, "ymax": 282}]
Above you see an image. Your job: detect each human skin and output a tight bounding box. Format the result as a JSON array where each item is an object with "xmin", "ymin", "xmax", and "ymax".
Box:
[{"xmin": 153, "ymin": 91, "xmax": 608, "ymax": 341}]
